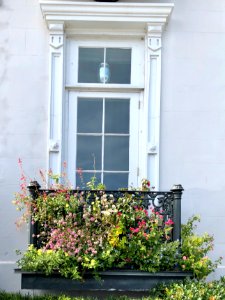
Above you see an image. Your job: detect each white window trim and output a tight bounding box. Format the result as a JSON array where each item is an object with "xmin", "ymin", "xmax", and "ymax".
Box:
[
  {"xmin": 40, "ymin": 1, "xmax": 174, "ymax": 189},
  {"xmin": 66, "ymin": 91, "xmax": 140, "ymax": 189}
]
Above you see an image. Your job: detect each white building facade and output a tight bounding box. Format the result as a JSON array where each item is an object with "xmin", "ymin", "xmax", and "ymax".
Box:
[{"xmin": 1, "ymin": 0, "xmax": 225, "ymax": 292}]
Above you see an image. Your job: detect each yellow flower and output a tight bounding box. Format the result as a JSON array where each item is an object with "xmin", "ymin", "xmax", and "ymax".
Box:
[
  {"xmin": 90, "ymin": 259, "xmax": 97, "ymax": 268},
  {"xmin": 109, "ymin": 237, "xmax": 118, "ymax": 246},
  {"xmin": 37, "ymin": 249, "xmax": 42, "ymax": 256},
  {"xmin": 115, "ymin": 227, "xmax": 123, "ymax": 235}
]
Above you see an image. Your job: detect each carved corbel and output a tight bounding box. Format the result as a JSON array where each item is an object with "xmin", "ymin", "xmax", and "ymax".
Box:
[
  {"xmin": 147, "ymin": 24, "xmax": 163, "ymax": 52},
  {"xmin": 49, "ymin": 23, "xmax": 64, "ymax": 49}
]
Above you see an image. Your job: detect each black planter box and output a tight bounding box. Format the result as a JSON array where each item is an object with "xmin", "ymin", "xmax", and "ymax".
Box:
[{"xmin": 16, "ymin": 270, "xmax": 193, "ymax": 291}]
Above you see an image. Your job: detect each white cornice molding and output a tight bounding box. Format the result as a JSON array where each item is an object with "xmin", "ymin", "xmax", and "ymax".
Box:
[{"xmin": 39, "ymin": 1, "xmax": 174, "ymax": 33}]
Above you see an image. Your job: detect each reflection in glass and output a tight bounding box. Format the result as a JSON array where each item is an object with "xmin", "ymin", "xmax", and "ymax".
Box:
[
  {"xmin": 104, "ymin": 136, "xmax": 129, "ymax": 171},
  {"xmin": 77, "ymin": 136, "xmax": 102, "ymax": 170},
  {"xmin": 105, "ymin": 99, "xmax": 130, "ymax": 134},
  {"xmin": 99, "ymin": 63, "xmax": 110, "ymax": 83},
  {"xmin": 77, "ymin": 98, "xmax": 103, "ymax": 133},
  {"xmin": 78, "ymin": 47, "xmax": 131, "ymax": 84},
  {"xmin": 78, "ymin": 48, "xmax": 104, "ymax": 83},
  {"xmin": 106, "ymin": 48, "xmax": 131, "ymax": 84},
  {"xmin": 104, "ymin": 173, "xmax": 128, "ymax": 190}
]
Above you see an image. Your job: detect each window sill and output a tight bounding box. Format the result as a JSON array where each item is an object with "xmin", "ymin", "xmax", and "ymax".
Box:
[{"xmin": 65, "ymin": 84, "xmax": 144, "ymax": 93}]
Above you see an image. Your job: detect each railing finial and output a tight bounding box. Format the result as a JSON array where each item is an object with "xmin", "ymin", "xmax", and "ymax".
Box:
[
  {"xmin": 171, "ymin": 184, "xmax": 184, "ymax": 192},
  {"xmin": 28, "ymin": 181, "xmax": 41, "ymax": 200}
]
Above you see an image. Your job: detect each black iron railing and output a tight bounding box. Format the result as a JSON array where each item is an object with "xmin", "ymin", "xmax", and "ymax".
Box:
[{"xmin": 27, "ymin": 182, "xmax": 184, "ymax": 248}]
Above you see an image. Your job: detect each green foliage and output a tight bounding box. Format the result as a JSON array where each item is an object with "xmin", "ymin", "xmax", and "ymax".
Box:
[
  {"xmin": 17, "ymin": 192, "xmax": 178, "ymax": 279},
  {"xmin": 86, "ymin": 175, "xmax": 106, "ymax": 190},
  {"xmin": 151, "ymin": 276, "xmax": 225, "ymax": 300},
  {"xmin": 17, "ymin": 194, "xmax": 221, "ymax": 279},
  {"xmin": 14, "ymin": 168, "xmax": 221, "ymax": 281},
  {"xmin": 179, "ymin": 215, "xmax": 222, "ymax": 279},
  {"xmin": 17, "ymin": 245, "xmax": 81, "ymax": 280}
]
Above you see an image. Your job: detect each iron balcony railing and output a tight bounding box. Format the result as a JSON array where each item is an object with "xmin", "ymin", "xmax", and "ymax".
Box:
[{"xmin": 27, "ymin": 182, "xmax": 184, "ymax": 248}]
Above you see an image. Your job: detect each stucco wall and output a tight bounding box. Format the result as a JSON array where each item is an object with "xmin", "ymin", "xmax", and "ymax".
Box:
[
  {"xmin": 0, "ymin": 0, "xmax": 48, "ymax": 291},
  {"xmin": 0, "ymin": 0, "xmax": 225, "ymax": 292},
  {"xmin": 160, "ymin": 0, "xmax": 225, "ymax": 279}
]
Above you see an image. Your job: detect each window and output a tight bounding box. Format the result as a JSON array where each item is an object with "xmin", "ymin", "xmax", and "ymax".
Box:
[
  {"xmin": 66, "ymin": 39, "xmax": 144, "ymax": 88},
  {"xmin": 65, "ymin": 39, "xmax": 143, "ymax": 189},
  {"xmin": 78, "ymin": 47, "xmax": 131, "ymax": 84},
  {"xmin": 42, "ymin": 1, "xmax": 174, "ymax": 190},
  {"xmin": 67, "ymin": 92, "xmax": 139, "ymax": 190},
  {"xmin": 76, "ymin": 97, "xmax": 130, "ymax": 188}
]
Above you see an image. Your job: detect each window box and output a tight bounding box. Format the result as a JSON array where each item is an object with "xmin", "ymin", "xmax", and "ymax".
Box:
[{"xmin": 16, "ymin": 269, "xmax": 193, "ymax": 291}]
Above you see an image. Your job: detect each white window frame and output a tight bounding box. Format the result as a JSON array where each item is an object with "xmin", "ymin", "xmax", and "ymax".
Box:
[
  {"xmin": 66, "ymin": 91, "xmax": 140, "ymax": 188},
  {"xmin": 39, "ymin": 1, "xmax": 174, "ymax": 189},
  {"xmin": 66, "ymin": 38, "xmax": 145, "ymax": 88}
]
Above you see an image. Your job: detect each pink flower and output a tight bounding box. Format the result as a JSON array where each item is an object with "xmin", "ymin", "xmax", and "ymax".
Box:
[
  {"xmin": 182, "ymin": 256, "xmax": 187, "ymax": 260},
  {"xmin": 130, "ymin": 227, "xmax": 139, "ymax": 233},
  {"xmin": 165, "ymin": 219, "xmax": 174, "ymax": 226},
  {"xmin": 138, "ymin": 220, "xmax": 146, "ymax": 228}
]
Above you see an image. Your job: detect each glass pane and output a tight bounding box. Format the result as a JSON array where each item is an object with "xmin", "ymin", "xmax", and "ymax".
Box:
[
  {"xmin": 77, "ymin": 98, "xmax": 103, "ymax": 133},
  {"xmin": 104, "ymin": 173, "xmax": 128, "ymax": 190},
  {"xmin": 106, "ymin": 48, "xmax": 131, "ymax": 84},
  {"xmin": 105, "ymin": 99, "xmax": 130, "ymax": 134},
  {"xmin": 77, "ymin": 136, "xmax": 102, "ymax": 170},
  {"xmin": 104, "ymin": 136, "xmax": 129, "ymax": 171},
  {"xmin": 76, "ymin": 172, "xmax": 101, "ymax": 190},
  {"xmin": 78, "ymin": 48, "xmax": 104, "ymax": 83}
]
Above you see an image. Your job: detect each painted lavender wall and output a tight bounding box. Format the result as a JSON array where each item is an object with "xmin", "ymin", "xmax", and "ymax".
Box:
[{"xmin": 0, "ymin": 0, "xmax": 225, "ymax": 292}]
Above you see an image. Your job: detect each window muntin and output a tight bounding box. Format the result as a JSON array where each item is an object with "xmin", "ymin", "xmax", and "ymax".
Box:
[
  {"xmin": 78, "ymin": 47, "xmax": 131, "ymax": 84},
  {"xmin": 66, "ymin": 39, "xmax": 143, "ymax": 189},
  {"xmin": 76, "ymin": 97, "xmax": 130, "ymax": 189}
]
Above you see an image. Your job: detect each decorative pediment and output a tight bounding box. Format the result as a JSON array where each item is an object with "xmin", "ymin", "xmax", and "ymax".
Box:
[{"xmin": 39, "ymin": 1, "xmax": 174, "ymax": 34}]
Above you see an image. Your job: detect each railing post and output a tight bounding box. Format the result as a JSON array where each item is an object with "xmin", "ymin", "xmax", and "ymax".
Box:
[
  {"xmin": 171, "ymin": 184, "xmax": 184, "ymax": 242},
  {"xmin": 27, "ymin": 181, "xmax": 41, "ymax": 247}
]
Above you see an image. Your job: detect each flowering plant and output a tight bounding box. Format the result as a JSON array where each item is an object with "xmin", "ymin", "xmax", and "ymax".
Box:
[
  {"xmin": 18, "ymin": 190, "xmax": 177, "ymax": 277},
  {"xmin": 14, "ymin": 165, "xmax": 221, "ymax": 280},
  {"xmin": 141, "ymin": 178, "xmax": 151, "ymax": 191}
]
